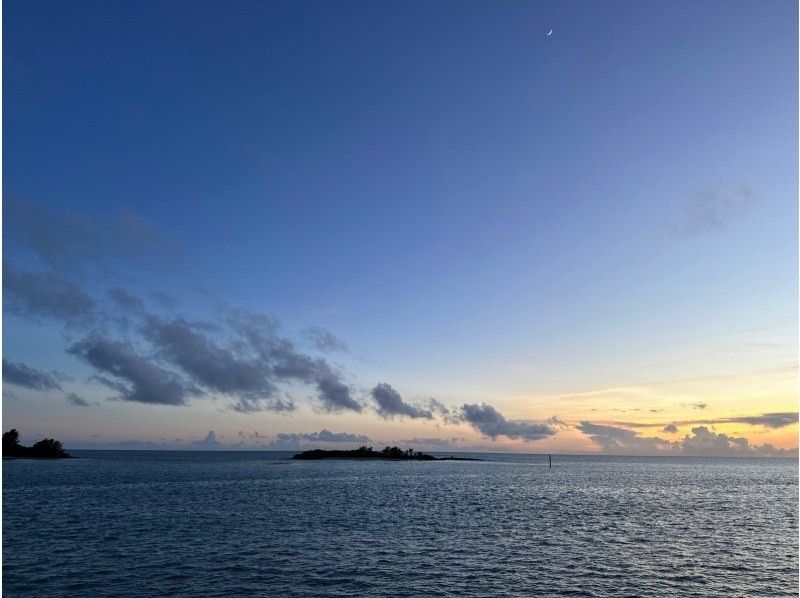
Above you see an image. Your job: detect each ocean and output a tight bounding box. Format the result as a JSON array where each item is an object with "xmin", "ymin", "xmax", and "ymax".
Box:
[{"xmin": 3, "ymin": 451, "xmax": 798, "ymax": 596}]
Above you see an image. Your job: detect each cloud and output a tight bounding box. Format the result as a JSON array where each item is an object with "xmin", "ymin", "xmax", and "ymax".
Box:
[
  {"xmin": 315, "ymin": 373, "xmax": 361, "ymax": 412},
  {"xmin": 679, "ymin": 426, "xmax": 794, "ymax": 457},
  {"xmin": 228, "ymin": 310, "xmax": 361, "ymax": 412},
  {"xmin": 662, "ymin": 423, "xmax": 678, "ymax": 434},
  {"xmin": 109, "ymin": 288, "xmax": 144, "ymax": 312},
  {"xmin": 426, "ymin": 398, "xmax": 461, "ymax": 423},
  {"xmin": 689, "ymin": 402, "xmax": 708, "ymax": 410},
  {"xmin": 231, "ymin": 396, "xmax": 295, "ymax": 414},
  {"xmin": 608, "ymin": 412, "xmax": 799, "ymax": 431},
  {"xmin": 578, "ymin": 421, "xmax": 793, "ymax": 456},
  {"xmin": 4, "ymin": 262, "xmax": 95, "ymax": 323},
  {"xmin": 3, "ymin": 359, "xmax": 63, "ymax": 391},
  {"xmin": 721, "ymin": 412, "xmax": 798, "ymax": 429},
  {"xmin": 68, "ymin": 335, "xmax": 195, "ymax": 405},
  {"xmin": 141, "ymin": 313, "xmax": 362, "ymax": 413},
  {"xmin": 267, "ymin": 429, "xmax": 372, "ymax": 450},
  {"xmin": 66, "ymin": 392, "xmax": 92, "ymax": 407},
  {"xmin": 371, "ymin": 383, "xmax": 433, "ymax": 419},
  {"xmin": 4, "ymin": 197, "xmax": 180, "ymax": 271},
  {"xmin": 144, "ymin": 316, "xmax": 277, "ymax": 397},
  {"xmin": 396, "ymin": 437, "xmax": 461, "ymax": 451},
  {"xmin": 577, "ymin": 421, "xmax": 672, "ymax": 453},
  {"xmin": 277, "ymin": 429, "xmax": 371, "ymax": 444},
  {"xmin": 192, "ymin": 430, "xmax": 220, "ymax": 447},
  {"xmin": 670, "ymin": 184, "xmax": 755, "ymax": 236},
  {"xmin": 303, "ymin": 326, "xmax": 347, "ymax": 352},
  {"xmin": 149, "ymin": 291, "xmax": 180, "ymax": 309},
  {"xmin": 461, "ymin": 403, "xmax": 556, "ymax": 441}
]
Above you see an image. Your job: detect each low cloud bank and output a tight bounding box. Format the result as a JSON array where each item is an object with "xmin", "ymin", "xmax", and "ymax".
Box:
[
  {"xmin": 578, "ymin": 421, "xmax": 793, "ymax": 457},
  {"xmin": 260, "ymin": 429, "xmax": 372, "ymax": 450}
]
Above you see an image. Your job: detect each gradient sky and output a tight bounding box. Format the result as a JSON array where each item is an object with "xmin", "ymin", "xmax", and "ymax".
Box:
[{"xmin": 3, "ymin": 0, "xmax": 798, "ymax": 454}]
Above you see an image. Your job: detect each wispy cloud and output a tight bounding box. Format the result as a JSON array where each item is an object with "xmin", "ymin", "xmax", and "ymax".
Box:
[
  {"xmin": 108, "ymin": 288, "xmax": 144, "ymax": 312},
  {"xmin": 669, "ymin": 184, "xmax": 755, "ymax": 237},
  {"xmin": 606, "ymin": 412, "xmax": 799, "ymax": 431},
  {"xmin": 4, "ymin": 261, "xmax": 95, "ymax": 324},
  {"xmin": 3, "ymin": 359, "xmax": 63, "ymax": 391},
  {"xmin": 4, "ymin": 197, "xmax": 181, "ymax": 272},
  {"xmin": 302, "ymin": 326, "xmax": 348, "ymax": 352},
  {"xmin": 66, "ymin": 392, "xmax": 93, "ymax": 407}
]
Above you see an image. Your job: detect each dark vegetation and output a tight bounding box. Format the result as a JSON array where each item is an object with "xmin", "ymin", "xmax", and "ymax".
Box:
[
  {"xmin": 3, "ymin": 429, "xmax": 72, "ymax": 459},
  {"xmin": 292, "ymin": 445, "xmax": 481, "ymax": 461}
]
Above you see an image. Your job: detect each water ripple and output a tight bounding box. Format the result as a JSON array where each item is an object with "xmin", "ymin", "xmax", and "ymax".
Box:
[{"xmin": 3, "ymin": 452, "xmax": 798, "ymax": 597}]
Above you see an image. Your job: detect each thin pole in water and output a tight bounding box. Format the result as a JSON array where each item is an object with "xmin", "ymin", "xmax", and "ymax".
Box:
[{"xmin": 548, "ymin": 454, "xmax": 552, "ymax": 468}]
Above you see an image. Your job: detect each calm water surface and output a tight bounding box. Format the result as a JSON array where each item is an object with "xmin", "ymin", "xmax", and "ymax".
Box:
[{"xmin": 3, "ymin": 451, "xmax": 798, "ymax": 597}]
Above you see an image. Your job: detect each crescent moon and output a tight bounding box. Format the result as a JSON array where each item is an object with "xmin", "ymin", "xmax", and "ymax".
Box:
[{"xmin": 547, "ymin": 30, "xmax": 553, "ymax": 36}]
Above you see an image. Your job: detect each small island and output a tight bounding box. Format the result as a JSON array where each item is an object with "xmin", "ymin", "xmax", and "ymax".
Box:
[
  {"xmin": 3, "ymin": 429, "xmax": 73, "ymax": 459},
  {"xmin": 292, "ymin": 445, "xmax": 481, "ymax": 461}
]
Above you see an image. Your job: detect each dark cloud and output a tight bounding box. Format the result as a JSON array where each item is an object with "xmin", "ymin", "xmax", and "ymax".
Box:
[
  {"xmin": 231, "ymin": 396, "xmax": 295, "ymax": 414},
  {"xmin": 5, "ymin": 200, "xmax": 366, "ymax": 415},
  {"xmin": 144, "ymin": 316, "xmax": 276, "ymax": 397},
  {"xmin": 426, "ymin": 398, "xmax": 461, "ymax": 423},
  {"xmin": 662, "ymin": 423, "xmax": 679, "ymax": 434},
  {"xmin": 303, "ymin": 326, "xmax": 348, "ymax": 352},
  {"xmin": 68, "ymin": 335, "xmax": 194, "ymax": 405},
  {"xmin": 4, "ymin": 262, "xmax": 95, "ymax": 322},
  {"xmin": 109, "ymin": 288, "xmax": 144, "ymax": 312},
  {"xmin": 66, "ymin": 392, "xmax": 92, "ymax": 407},
  {"xmin": 689, "ymin": 402, "xmax": 708, "ymax": 410},
  {"xmin": 144, "ymin": 314, "xmax": 361, "ymax": 413},
  {"xmin": 315, "ymin": 372, "xmax": 361, "ymax": 412},
  {"xmin": 4, "ymin": 197, "xmax": 180, "ymax": 271},
  {"xmin": 670, "ymin": 184, "xmax": 755, "ymax": 237},
  {"xmin": 722, "ymin": 412, "xmax": 799, "ymax": 429},
  {"xmin": 578, "ymin": 421, "xmax": 793, "ymax": 456},
  {"xmin": 3, "ymin": 359, "xmax": 63, "ymax": 391},
  {"xmin": 228, "ymin": 310, "xmax": 361, "ymax": 412},
  {"xmin": 371, "ymin": 383, "xmax": 433, "ymax": 419},
  {"xmin": 461, "ymin": 403, "xmax": 556, "ymax": 441}
]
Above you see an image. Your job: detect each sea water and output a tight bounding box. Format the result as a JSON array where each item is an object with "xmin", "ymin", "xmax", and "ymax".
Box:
[{"xmin": 3, "ymin": 451, "xmax": 798, "ymax": 596}]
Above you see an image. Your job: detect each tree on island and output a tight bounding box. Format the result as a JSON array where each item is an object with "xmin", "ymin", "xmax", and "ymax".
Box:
[
  {"xmin": 3, "ymin": 429, "xmax": 21, "ymax": 454},
  {"xmin": 3, "ymin": 429, "xmax": 71, "ymax": 459}
]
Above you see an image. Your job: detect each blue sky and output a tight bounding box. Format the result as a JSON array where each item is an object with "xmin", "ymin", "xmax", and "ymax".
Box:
[{"xmin": 3, "ymin": 0, "xmax": 797, "ymax": 454}]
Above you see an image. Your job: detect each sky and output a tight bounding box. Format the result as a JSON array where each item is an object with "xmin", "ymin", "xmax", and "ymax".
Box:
[{"xmin": 3, "ymin": 0, "xmax": 798, "ymax": 455}]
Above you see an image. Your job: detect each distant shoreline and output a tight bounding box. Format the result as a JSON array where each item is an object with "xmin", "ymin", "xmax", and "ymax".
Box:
[{"xmin": 292, "ymin": 446, "xmax": 482, "ymax": 461}]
